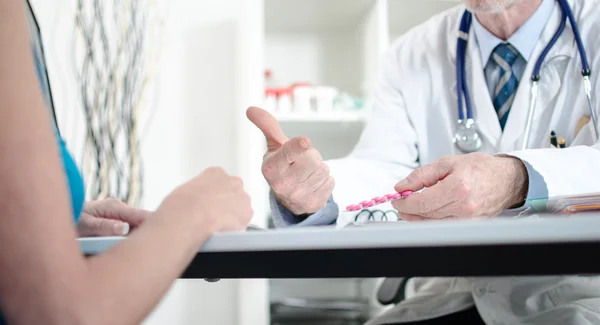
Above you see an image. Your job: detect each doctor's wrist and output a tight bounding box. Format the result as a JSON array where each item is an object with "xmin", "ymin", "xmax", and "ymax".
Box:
[
  {"xmin": 272, "ymin": 189, "xmax": 325, "ymax": 219},
  {"xmin": 497, "ymin": 155, "xmax": 529, "ymax": 209},
  {"xmin": 274, "ymin": 194, "xmax": 313, "ymax": 220}
]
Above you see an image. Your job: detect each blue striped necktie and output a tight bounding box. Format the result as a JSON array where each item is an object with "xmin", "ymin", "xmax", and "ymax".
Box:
[{"xmin": 492, "ymin": 43, "xmax": 521, "ymax": 130}]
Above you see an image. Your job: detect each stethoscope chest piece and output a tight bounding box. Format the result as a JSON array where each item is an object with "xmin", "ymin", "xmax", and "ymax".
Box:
[{"xmin": 453, "ymin": 118, "xmax": 482, "ymax": 153}]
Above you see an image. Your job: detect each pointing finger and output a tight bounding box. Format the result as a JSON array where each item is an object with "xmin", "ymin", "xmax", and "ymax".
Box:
[
  {"xmin": 246, "ymin": 106, "xmax": 288, "ymax": 152},
  {"xmin": 394, "ymin": 158, "xmax": 454, "ymax": 193}
]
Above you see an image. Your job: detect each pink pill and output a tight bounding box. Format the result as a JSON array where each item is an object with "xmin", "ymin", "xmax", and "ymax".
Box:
[
  {"xmin": 359, "ymin": 200, "xmax": 369, "ymax": 205},
  {"xmin": 374, "ymin": 196, "xmax": 387, "ymax": 203},
  {"xmin": 384, "ymin": 194, "xmax": 396, "ymax": 200},
  {"xmin": 389, "ymin": 193, "xmax": 402, "ymax": 200},
  {"xmin": 401, "ymin": 190, "xmax": 413, "ymax": 197},
  {"xmin": 346, "ymin": 204, "xmax": 362, "ymax": 211},
  {"xmin": 362, "ymin": 200, "xmax": 375, "ymax": 208}
]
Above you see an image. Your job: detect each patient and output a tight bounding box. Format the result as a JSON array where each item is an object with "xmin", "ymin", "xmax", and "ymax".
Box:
[{"xmin": 0, "ymin": 1, "xmax": 252, "ymax": 324}]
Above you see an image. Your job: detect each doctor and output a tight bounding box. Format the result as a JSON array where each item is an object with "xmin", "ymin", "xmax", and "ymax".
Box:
[{"xmin": 248, "ymin": 0, "xmax": 600, "ymax": 324}]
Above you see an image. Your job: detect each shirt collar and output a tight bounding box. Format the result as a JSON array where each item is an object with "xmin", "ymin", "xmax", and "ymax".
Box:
[{"xmin": 472, "ymin": 0, "xmax": 555, "ymax": 68}]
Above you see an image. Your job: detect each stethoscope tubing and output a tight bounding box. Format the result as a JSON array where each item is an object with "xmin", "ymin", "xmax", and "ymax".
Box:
[
  {"xmin": 456, "ymin": 0, "xmax": 597, "ymax": 153},
  {"xmin": 457, "ymin": 11, "xmax": 472, "ymax": 121}
]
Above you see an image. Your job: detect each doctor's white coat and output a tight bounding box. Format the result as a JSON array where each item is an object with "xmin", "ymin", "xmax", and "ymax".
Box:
[{"xmin": 324, "ymin": 0, "xmax": 600, "ymax": 324}]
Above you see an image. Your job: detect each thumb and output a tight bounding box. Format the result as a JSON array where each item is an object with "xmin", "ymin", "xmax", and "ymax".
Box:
[
  {"xmin": 77, "ymin": 214, "xmax": 130, "ymax": 237},
  {"xmin": 246, "ymin": 106, "xmax": 288, "ymax": 151},
  {"xmin": 394, "ymin": 159, "xmax": 453, "ymax": 193}
]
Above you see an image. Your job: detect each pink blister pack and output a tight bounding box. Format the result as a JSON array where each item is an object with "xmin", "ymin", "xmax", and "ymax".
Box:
[{"xmin": 344, "ymin": 190, "xmax": 414, "ymax": 212}]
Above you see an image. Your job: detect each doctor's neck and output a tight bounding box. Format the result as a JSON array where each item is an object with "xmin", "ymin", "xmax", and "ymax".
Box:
[{"xmin": 470, "ymin": 0, "xmax": 543, "ymax": 40}]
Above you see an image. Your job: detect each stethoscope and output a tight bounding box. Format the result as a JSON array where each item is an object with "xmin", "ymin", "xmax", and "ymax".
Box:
[{"xmin": 454, "ymin": 0, "xmax": 600, "ymax": 153}]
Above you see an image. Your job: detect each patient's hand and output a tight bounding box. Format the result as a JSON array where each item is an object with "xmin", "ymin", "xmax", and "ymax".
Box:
[
  {"xmin": 247, "ymin": 107, "xmax": 335, "ymax": 215},
  {"xmin": 77, "ymin": 198, "xmax": 150, "ymax": 237}
]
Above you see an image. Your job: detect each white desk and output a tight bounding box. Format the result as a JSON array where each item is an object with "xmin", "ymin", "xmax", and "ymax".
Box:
[{"xmin": 79, "ymin": 214, "xmax": 600, "ymax": 279}]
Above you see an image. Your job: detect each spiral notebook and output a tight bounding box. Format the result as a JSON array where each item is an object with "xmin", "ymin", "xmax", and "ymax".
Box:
[{"xmin": 349, "ymin": 209, "xmax": 403, "ymax": 224}]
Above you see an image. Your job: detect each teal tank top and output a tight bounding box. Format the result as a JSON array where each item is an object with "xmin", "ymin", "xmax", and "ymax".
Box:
[{"xmin": 0, "ymin": 3, "xmax": 85, "ymax": 324}]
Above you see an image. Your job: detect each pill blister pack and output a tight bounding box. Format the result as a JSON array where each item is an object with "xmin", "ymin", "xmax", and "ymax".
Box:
[{"xmin": 344, "ymin": 190, "xmax": 414, "ymax": 212}]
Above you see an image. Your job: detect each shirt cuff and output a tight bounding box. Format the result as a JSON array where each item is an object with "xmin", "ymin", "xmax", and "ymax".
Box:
[
  {"xmin": 521, "ymin": 158, "xmax": 548, "ymax": 200},
  {"xmin": 269, "ymin": 191, "xmax": 339, "ymax": 228},
  {"xmin": 505, "ymin": 158, "xmax": 549, "ymax": 215}
]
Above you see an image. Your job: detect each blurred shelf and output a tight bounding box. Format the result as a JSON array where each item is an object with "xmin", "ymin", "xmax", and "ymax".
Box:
[
  {"xmin": 275, "ymin": 111, "xmax": 369, "ymax": 123},
  {"xmin": 265, "ymin": 0, "xmax": 376, "ymax": 32}
]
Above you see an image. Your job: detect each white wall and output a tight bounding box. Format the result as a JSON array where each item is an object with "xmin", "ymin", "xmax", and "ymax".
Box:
[
  {"xmin": 359, "ymin": 0, "xmax": 389, "ymax": 97},
  {"xmin": 140, "ymin": 2, "xmax": 242, "ymax": 323}
]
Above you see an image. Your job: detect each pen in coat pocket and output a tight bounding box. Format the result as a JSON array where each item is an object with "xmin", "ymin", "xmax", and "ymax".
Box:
[{"xmin": 550, "ymin": 131, "xmax": 558, "ymax": 147}]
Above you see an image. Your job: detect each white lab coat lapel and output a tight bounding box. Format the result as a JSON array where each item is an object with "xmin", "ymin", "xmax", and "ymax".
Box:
[
  {"xmin": 447, "ymin": 10, "xmax": 463, "ymax": 140},
  {"xmin": 499, "ymin": 2, "xmax": 574, "ymax": 150}
]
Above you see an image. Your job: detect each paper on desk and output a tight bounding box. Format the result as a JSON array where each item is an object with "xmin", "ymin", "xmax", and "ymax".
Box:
[{"xmin": 527, "ymin": 192, "xmax": 600, "ymax": 215}]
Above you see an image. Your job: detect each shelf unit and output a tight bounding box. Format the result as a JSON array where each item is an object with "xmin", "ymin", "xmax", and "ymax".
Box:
[
  {"xmin": 263, "ymin": 0, "xmax": 460, "ymax": 123},
  {"xmin": 265, "ymin": 0, "xmax": 388, "ymax": 99}
]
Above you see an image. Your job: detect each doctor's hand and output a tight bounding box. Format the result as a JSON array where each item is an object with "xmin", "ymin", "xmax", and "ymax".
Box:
[
  {"xmin": 246, "ymin": 107, "xmax": 335, "ymax": 215},
  {"xmin": 391, "ymin": 153, "xmax": 529, "ymax": 221},
  {"xmin": 77, "ymin": 198, "xmax": 151, "ymax": 237}
]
